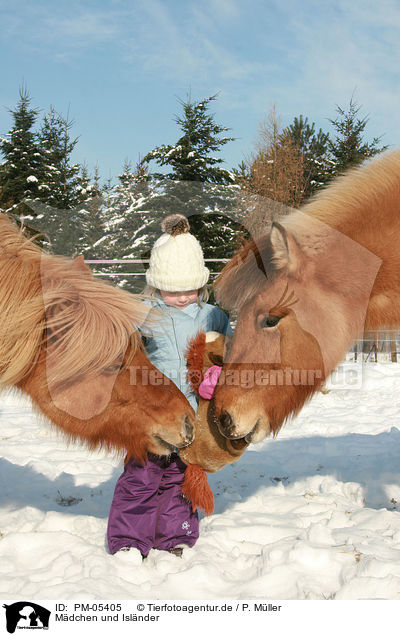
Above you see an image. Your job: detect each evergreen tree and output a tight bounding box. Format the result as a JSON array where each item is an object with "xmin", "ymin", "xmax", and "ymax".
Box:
[
  {"xmin": 75, "ymin": 162, "xmax": 95, "ymax": 204},
  {"xmin": 238, "ymin": 100, "xmax": 387, "ymax": 224},
  {"xmin": 144, "ymin": 94, "xmax": 244, "ymax": 262},
  {"xmin": 92, "ymin": 164, "xmax": 103, "ymax": 197},
  {"xmin": 133, "ymin": 154, "xmax": 152, "ymax": 184},
  {"xmin": 0, "ymin": 85, "xmax": 42, "ymax": 215},
  {"xmin": 75, "ymin": 164, "xmax": 106, "ymax": 259},
  {"xmin": 0, "ymin": 89, "xmax": 88, "ymax": 251},
  {"xmin": 102, "ymin": 174, "xmax": 114, "ymax": 210},
  {"xmin": 56, "ymin": 109, "xmax": 81, "ymax": 207},
  {"xmin": 99, "ymin": 157, "xmax": 159, "ymax": 292},
  {"xmin": 144, "ymin": 95, "xmax": 235, "ymax": 184},
  {"xmin": 38, "ymin": 106, "xmax": 80, "ymax": 209},
  {"xmin": 38, "ymin": 105, "xmax": 62, "ymax": 205},
  {"xmin": 327, "ymin": 98, "xmax": 387, "ymax": 178},
  {"xmin": 24, "ymin": 162, "xmax": 103, "ymax": 258}
]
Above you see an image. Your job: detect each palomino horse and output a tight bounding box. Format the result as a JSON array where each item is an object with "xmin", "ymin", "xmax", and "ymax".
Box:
[
  {"xmin": 0, "ymin": 213, "xmax": 194, "ymax": 462},
  {"xmin": 180, "ymin": 331, "xmax": 249, "ymax": 514},
  {"xmin": 212, "ymin": 151, "xmax": 400, "ymax": 443},
  {"xmin": 181, "ymin": 331, "xmax": 249, "ymax": 472}
]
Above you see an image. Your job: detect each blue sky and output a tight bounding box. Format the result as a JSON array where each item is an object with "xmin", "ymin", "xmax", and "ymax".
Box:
[{"xmin": 1, "ymin": 0, "xmax": 400, "ymax": 184}]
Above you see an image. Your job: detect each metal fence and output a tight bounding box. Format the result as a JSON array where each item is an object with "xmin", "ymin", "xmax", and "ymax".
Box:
[
  {"xmin": 86, "ymin": 260, "xmax": 400, "ymax": 363},
  {"xmin": 348, "ymin": 331, "xmax": 400, "ymax": 363},
  {"xmin": 84, "ymin": 258, "xmax": 229, "ymax": 279}
]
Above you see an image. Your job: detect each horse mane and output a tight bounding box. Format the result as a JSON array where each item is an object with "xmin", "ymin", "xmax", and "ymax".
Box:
[
  {"xmin": 185, "ymin": 331, "xmax": 207, "ymax": 392},
  {"xmin": 299, "ymin": 150, "xmax": 400, "ymax": 233},
  {"xmin": 215, "ymin": 151, "xmax": 400, "ymax": 311},
  {"xmin": 214, "ymin": 233, "xmax": 276, "ymax": 312},
  {"xmin": 0, "ymin": 214, "xmax": 150, "ymax": 388}
]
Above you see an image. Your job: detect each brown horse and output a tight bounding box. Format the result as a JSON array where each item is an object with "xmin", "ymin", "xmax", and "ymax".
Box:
[
  {"xmin": 180, "ymin": 331, "xmax": 249, "ymax": 515},
  {"xmin": 181, "ymin": 331, "xmax": 249, "ymax": 472},
  {"xmin": 213, "ymin": 150, "xmax": 400, "ymax": 443},
  {"xmin": 0, "ymin": 213, "xmax": 194, "ymax": 462}
]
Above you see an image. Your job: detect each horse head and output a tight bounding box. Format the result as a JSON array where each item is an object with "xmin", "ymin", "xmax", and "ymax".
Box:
[
  {"xmin": 180, "ymin": 331, "xmax": 249, "ymax": 473},
  {"xmin": 30, "ymin": 254, "xmax": 195, "ymax": 461},
  {"xmin": 213, "ymin": 215, "xmax": 380, "ymax": 444},
  {"xmin": 0, "ymin": 214, "xmax": 195, "ymax": 463},
  {"xmin": 179, "ymin": 330, "xmax": 249, "ymax": 515}
]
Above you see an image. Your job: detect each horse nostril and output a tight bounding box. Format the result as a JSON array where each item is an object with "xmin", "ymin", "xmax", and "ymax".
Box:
[
  {"xmin": 184, "ymin": 416, "xmax": 194, "ymax": 442},
  {"xmin": 220, "ymin": 410, "xmax": 234, "ymax": 434}
]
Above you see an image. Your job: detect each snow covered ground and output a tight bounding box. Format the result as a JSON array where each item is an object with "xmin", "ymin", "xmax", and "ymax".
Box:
[{"xmin": 1, "ymin": 361, "xmax": 400, "ymax": 601}]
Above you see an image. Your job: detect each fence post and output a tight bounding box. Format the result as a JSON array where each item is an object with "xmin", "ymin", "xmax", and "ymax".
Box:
[{"xmin": 391, "ymin": 334, "xmax": 398, "ymax": 363}]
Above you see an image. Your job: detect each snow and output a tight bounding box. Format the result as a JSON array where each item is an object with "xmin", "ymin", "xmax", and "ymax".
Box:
[
  {"xmin": 26, "ymin": 175, "xmax": 38, "ymax": 183},
  {"xmin": 1, "ymin": 361, "xmax": 400, "ymax": 602},
  {"xmin": 91, "ymin": 235, "xmax": 109, "ymax": 248}
]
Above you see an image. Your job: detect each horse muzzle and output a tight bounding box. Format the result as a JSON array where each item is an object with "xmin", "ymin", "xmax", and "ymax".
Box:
[
  {"xmin": 216, "ymin": 410, "xmax": 269, "ymax": 444},
  {"xmin": 152, "ymin": 415, "xmax": 195, "ymax": 454},
  {"xmin": 177, "ymin": 415, "xmax": 195, "ymax": 448}
]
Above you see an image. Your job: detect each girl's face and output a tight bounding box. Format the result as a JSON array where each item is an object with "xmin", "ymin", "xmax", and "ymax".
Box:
[{"xmin": 160, "ymin": 289, "xmax": 198, "ymax": 309}]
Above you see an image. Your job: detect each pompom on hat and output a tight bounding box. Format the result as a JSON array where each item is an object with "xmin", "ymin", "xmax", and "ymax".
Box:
[{"xmin": 146, "ymin": 214, "xmax": 210, "ymax": 291}]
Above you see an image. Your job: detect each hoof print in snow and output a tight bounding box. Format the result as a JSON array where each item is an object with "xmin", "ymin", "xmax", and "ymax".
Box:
[
  {"xmin": 270, "ymin": 476, "xmax": 289, "ymax": 485},
  {"xmin": 55, "ymin": 491, "xmax": 83, "ymax": 507}
]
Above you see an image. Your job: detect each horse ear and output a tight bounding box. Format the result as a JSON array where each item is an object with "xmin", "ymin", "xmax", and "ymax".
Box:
[
  {"xmin": 208, "ymin": 351, "xmax": 223, "ymax": 366},
  {"xmin": 72, "ymin": 255, "xmax": 91, "ymax": 274},
  {"xmin": 270, "ymin": 222, "xmax": 300, "ymax": 273},
  {"xmin": 204, "ymin": 332, "xmax": 225, "ymax": 368}
]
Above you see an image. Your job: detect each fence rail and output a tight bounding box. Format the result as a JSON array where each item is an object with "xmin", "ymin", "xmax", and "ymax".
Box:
[
  {"xmin": 85, "ymin": 260, "xmax": 400, "ymax": 363},
  {"xmin": 84, "ymin": 259, "xmax": 230, "ymax": 263},
  {"xmin": 85, "ymin": 258, "xmax": 229, "ymax": 277},
  {"xmin": 348, "ymin": 331, "xmax": 400, "ymax": 363}
]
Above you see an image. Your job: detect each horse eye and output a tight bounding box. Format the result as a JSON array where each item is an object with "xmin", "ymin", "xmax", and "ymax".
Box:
[{"xmin": 259, "ymin": 315, "xmax": 281, "ymax": 329}]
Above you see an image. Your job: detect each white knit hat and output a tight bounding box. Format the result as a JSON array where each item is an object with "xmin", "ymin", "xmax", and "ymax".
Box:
[{"xmin": 146, "ymin": 214, "xmax": 210, "ymax": 291}]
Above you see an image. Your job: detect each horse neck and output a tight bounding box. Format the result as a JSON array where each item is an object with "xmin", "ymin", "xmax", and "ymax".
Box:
[
  {"xmin": 280, "ymin": 210, "xmax": 383, "ymax": 373},
  {"xmin": 285, "ymin": 185, "xmax": 400, "ymax": 332},
  {"xmin": 297, "ymin": 151, "xmax": 400, "ymax": 257},
  {"xmin": 298, "ymin": 153, "xmax": 400, "ymax": 331}
]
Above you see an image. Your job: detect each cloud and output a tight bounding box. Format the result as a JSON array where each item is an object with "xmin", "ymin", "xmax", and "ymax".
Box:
[
  {"xmin": 118, "ymin": 0, "xmax": 273, "ymax": 85},
  {"xmin": 232, "ymin": 0, "xmax": 400, "ymax": 146},
  {"xmin": 42, "ymin": 12, "xmax": 119, "ymax": 42},
  {"xmin": 2, "ymin": 0, "xmax": 399, "ymax": 151}
]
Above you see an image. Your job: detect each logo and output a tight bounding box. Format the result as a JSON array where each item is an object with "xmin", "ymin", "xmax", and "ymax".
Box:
[
  {"xmin": 181, "ymin": 520, "xmax": 192, "ymax": 535},
  {"xmin": 3, "ymin": 603, "xmax": 51, "ymax": 634}
]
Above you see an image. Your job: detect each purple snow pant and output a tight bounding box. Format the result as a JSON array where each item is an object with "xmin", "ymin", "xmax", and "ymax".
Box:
[{"xmin": 107, "ymin": 453, "xmax": 199, "ymax": 556}]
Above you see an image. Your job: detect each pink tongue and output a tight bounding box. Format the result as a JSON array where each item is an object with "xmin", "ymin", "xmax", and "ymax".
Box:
[{"xmin": 198, "ymin": 365, "xmax": 222, "ymax": 399}]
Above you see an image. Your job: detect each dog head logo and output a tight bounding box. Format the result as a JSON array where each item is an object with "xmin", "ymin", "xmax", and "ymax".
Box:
[{"xmin": 3, "ymin": 602, "xmax": 50, "ymax": 633}]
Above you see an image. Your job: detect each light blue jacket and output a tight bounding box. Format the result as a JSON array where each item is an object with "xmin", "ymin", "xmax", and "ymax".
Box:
[{"xmin": 142, "ymin": 296, "xmax": 232, "ymax": 410}]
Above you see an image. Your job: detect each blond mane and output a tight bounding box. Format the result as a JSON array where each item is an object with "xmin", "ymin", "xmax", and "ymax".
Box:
[
  {"xmin": 216, "ymin": 151, "xmax": 400, "ymax": 311},
  {"xmin": 299, "ymin": 150, "xmax": 400, "ymax": 237},
  {"xmin": 0, "ymin": 214, "xmax": 150, "ymax": 388}
]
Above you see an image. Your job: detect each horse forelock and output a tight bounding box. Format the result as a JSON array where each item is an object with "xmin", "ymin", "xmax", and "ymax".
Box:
[
  {"xmin": 0, "ymin": 213, "xmax": 150, "ymax": 388},
  {"xmin": 215, "ymin": 234, "xmax": 277, "ymax": 312},
  {"xmin": 185, "ymin": 332, "xmax": 207, "ymax": 392},
  {"xmin": 40, "ymin": 254, "xmax": 150, "ymax": 388}
]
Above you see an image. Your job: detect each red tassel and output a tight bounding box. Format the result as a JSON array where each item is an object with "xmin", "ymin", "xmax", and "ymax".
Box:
[{"xmin": 182, "ymin": 464, "xmax": 214, "ymax": 516}]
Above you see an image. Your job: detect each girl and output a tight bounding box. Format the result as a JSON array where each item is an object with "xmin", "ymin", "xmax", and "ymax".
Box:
[{"xmin": 107, "ymin": 214, "xmax": 231, "ymax": 561}]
